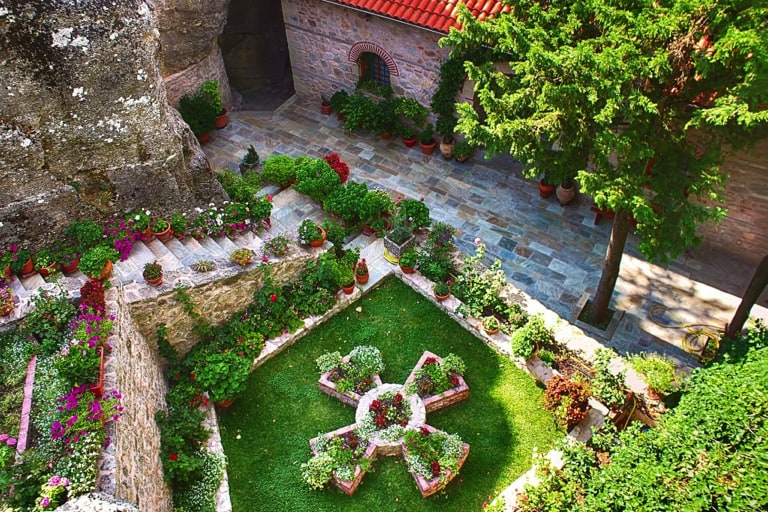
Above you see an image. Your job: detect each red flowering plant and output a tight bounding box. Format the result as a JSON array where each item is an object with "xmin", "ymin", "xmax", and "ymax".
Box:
[
  {"xmin": 302, "ymin": 428, "xmax": 372, "ymax": 489},
  {"xmin": 323, "ymin": 153, "xmax": 350, "ymax": 183},
  {"xmin": 364, "ymin": 390, "xmax": 411, "ymax": 434},
  {"xmin": 355, "ymin": 258, "xmax": 368, "ymax": 277},
  {"xmin": 403, "ymin": 426, "xmax": 465, "ymax": 482},
  {"xmin": 405, "ymin": 353, "xmax": 465, "ymax": 398},
  {"xmin": 543, "ymin": 374, "xmax": 592, "ymax": 430},
  {"xmin": 244, "ymin": 278, "xmax": 303, "ymax": 339},
  {"xmin": 80, "ymin": 280, "xmax": 106, "ymax": 312}
]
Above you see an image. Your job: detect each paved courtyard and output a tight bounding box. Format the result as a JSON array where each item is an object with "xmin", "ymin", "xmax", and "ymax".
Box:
[{"xmin": 202, "ymin": 96, "xmax": 768, "ymax": 370}]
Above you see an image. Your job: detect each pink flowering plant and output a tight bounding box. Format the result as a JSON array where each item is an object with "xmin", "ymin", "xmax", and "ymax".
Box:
[
  {"xmin": 50, "ymin": 386, "xmax": 123, "ymax": 446},
  {"xmin": 33, "ymin": 475, "xmax": 70, "ymax": 511},
  {"xmin": 0, "ymin": 279, "xmax": 13, "ymax": 316},
  {"xmin": 104, "ymin": 217, "xmax": 136, "ymax": 261},
  {"xmin": 0, "ymin": 433, "xmax": 18, "ymax": 490}
]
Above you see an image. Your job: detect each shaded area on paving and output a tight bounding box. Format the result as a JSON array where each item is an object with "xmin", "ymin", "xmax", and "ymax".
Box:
[{"xmin": 201, "ymin": 96, "xmax": 768, "ymax": 369}]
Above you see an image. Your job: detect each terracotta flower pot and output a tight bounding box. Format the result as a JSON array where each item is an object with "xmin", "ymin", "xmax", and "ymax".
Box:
[
  {"xmin": 341, "ymin": 283, "xmax": 356, "ymax": 295},
  {"xmin": 153, "ymin": 226, "xmax": 174, "ymax": 243},
  {"xmin": 321, "ymin": 104, "xmax": 331, "ymax": 115},
  {"xmin": 309, "ymin": 226, "xmax": 327, "ymax": 247},
  {"xmin": 434, "ymin": 291, "xmax": 450, "ymax": 302},
  {"xmin": 400, "ymin": 264, "xmax": 416, "ymax": 274},
  {"xmin": 88, "ymin": 260, "xmax": 113, "ymax": 281},
  {"xmin": 61, "ymin": 258, "xmax": 80, "ymax": 274},
  {"xmin": 215, "ymin": 109, "xmax": 228, "ymax": 129},
  {"xmin": 89, "ymin": 346, "xmax": 105, "ymax": 399},
  {"xmin": 538, "ymin": 179, "xmax": 555, "ymax": 198},
  {"xmin": 419, "ymin": 140, "xmax": 437, "ymax": 155},
  {"xmin": 402, "ymin": 136, "xmax": 417, "ymax": 148},
  {"xmin": 356, "ymin": 273, "xmax": 369, "ymax": 284}
]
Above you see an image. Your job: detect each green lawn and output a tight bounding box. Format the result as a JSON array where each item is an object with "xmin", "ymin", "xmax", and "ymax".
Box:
[{"xmin": 218, "ymin": 277, "xmax": 561, "ymax": 512}]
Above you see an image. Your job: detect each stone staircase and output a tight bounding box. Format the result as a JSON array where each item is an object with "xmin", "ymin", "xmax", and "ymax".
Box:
[{"xmin": 0, "ymin": 185, "xmax": 394, "ymax": 324}]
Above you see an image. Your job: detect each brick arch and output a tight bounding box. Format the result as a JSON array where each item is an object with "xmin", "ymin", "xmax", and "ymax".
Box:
[{"xmin": 348, "ymin": 42, "xmax": 399, "ymax": 77}]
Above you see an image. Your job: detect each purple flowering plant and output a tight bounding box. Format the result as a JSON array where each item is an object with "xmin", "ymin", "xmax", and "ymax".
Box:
[
  {"xmin": 50, "ymin": 385, "xmax": 123, "ymax": 446},
  {"xmin": 104, "ymin": 218, "xmax": 137, "ymax": 261},
  {"xmin": 34, "ymin": 474, "xmax": 70, "ymax": 510}
]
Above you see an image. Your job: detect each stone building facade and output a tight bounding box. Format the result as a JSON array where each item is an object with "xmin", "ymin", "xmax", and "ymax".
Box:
[{"xmin": 281, "ymin": 0, "xmax": 449, "ymax": 110}]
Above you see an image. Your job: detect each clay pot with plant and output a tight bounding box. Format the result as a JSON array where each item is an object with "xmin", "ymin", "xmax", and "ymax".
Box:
[
  {"xmin": 79, "ymin": 246, "xmax": 118, "ymax": 281},
  {"xmin": 433, "ymin": 282, "xmax": 450, "ymax": 301},
  {"xmin": 418, "ymin": 123, "xmax": 437, "ymax": 155},
  {"xmin": 399, "ymin": 249, "xmax": 418, "ymax": 274},
  {"xmin": 143, "ymin": 261, "xmax": 164, "ymax": 286},
  {"xmin": 230, "ymin": 248, "xmax": 253, "ymax": 267}
]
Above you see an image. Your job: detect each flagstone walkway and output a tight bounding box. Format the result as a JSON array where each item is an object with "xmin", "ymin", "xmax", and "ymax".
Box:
[{"xmin": 202, "ymin": 96, "xmax": 768, "ymax": 371}]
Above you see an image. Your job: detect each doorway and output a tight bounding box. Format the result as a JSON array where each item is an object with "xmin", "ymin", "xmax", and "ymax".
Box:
[{"xmin": 220, "ymin": 0, "xmax": 295, "ymax": 111}]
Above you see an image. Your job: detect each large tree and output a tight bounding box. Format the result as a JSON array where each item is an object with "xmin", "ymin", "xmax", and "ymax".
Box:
[{"xmin": 444, "ymin": 0, "xmax": 768, "ymax": 324}]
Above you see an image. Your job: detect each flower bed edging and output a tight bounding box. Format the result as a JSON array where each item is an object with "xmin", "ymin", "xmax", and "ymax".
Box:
[
  {"xmin": 404, "ymin": 351, "xmax": 469, "ymax": 413},
  {"xmin": 309, "ymin": 424, "xmax": 377, "ymax": 496},
  {"xmin": 402, "ymin": 424, "xmax": 471, "ymax": 498}
]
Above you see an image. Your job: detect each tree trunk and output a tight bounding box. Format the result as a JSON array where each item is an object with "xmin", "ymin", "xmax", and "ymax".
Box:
[
  {"xmin": 726, "ymin": 254, "xmax": 768, "ymax": 338},
  {"xmin": 590, "ymin": 208, "xmax": 634, "ymax": 326}
]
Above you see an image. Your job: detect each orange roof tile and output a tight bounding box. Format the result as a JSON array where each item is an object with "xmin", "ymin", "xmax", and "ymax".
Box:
[{"xmin": 328, "ymin": 0, "xmax": 509, "ymax": 33}]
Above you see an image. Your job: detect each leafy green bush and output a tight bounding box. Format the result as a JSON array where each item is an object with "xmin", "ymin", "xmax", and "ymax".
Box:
[
  {"xmin": 511, "ymin": 315, "xmax": 551, "ymax": 359},
  {"xmin": 261, "ymin": 154, "xmax": 297, "ymax": 188},
  {"xmin": 629, "ymin": 352, "xmax": 677, "ymax": 395},
  {"xmin": 323, "ymin": 181, "xmax": 368, "ymax": 225},
  {"xmin": 293, "ymin": 158, "xmax": 341, "ymax": 203}
]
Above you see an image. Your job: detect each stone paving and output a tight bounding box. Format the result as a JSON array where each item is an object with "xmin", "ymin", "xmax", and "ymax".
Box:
[{"xmin": 202, "ymin": 96, "xmax": 768, "ymax": 371}]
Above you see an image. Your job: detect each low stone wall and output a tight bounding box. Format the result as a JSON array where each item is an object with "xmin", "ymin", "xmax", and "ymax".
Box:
[{"xmin": 126, "ymin": 253, "xmax": 312, "ymax": 356}]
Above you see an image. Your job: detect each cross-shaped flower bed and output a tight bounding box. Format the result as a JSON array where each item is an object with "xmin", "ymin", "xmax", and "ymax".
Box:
[{"xmin": 305, "ymin": 348, "xmax": 470, "ymax": 497}]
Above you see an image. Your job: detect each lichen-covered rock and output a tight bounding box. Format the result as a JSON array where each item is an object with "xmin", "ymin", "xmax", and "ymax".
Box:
[
  {"xmin": 153, "ymin": 0, "xmax": 234, "ymax": 107},
  {"xmin": 0, "ymin": 0, "xmax": 226, "ymax": 249},
  {"xmin": 53, "ymin": 492, "xmax": 139, "ymax": 512}
]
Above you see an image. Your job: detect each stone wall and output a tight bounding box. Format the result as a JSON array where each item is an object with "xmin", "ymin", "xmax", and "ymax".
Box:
[
  {"xmin": 281, "ymin": 0, "xmax": 448, "ymax": 109},
  {"xmin": 0, "ymin": 0, "xmax": 226, "ymax": 251},
  {"xmin": 126, "ymin": 253, "xmax": 312, "ymax": 355},
  {"xmin": 113, "ymin": 288, "xmax": 173, "ymax": 512}
]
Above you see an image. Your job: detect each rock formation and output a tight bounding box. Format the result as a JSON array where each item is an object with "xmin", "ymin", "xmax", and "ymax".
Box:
[{"xmin": 0, "ymin": 0, "xmax": 226, "ymax": 249}]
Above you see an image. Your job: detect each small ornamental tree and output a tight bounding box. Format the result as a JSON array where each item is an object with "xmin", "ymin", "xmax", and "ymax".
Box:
[{"xmin": 445, "ymin": 0, "xmax": 768, "ymax": 324}]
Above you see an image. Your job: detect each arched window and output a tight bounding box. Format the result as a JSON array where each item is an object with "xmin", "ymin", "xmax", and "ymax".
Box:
[{"xmin": 358, "ymin": 52, "xmax": 390, "ymax": 88}]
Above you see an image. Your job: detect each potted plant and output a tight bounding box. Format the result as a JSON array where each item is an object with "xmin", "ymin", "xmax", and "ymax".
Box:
[
  {"xmin": 293, "ymin": 157, "xmax": 342, "ymax": 203},
  {"xmin": 9, "ymin": 247, "xmax": 32, "ymax": 276},
  {"xmin": 339, "ymin": 265, "xmax": 356, "ymax": 295},
  {"xmin": 543, "ymin": 374, "xmax": 592, "ymax": 430},
  {"xmin": 170, "ymin": 212, "xmax": 188, "ymax": 239},
  {"xmin": 329, "ymin": 90, "xmax": 350, "ymax": 120},
  {"xmin": 482, "ymin": 316, "xmax": 500, "ymax": 335},
  {"xmin": 261, "ymin": 154, "xmax": 297, "ymax": 188},
  {"xmin": 194, "ymin": 351, "xmax": 252, "ymax": 406},
  {"xmin": 355, "ymin": 258, "xmax": 369, "ymax": 284},
  {"xmin": 0, "ymin": 280, "xmax": 14, "ymax": 317},
  {"xmin": 433, "ymin": 281, "xmax": 450, "ymax": 301},
  {"xmin": 34, "ymin": 248, "xmax": 60, "ymax": 278},
  {"xmin": 436, "ymin": 115, "xmax": 457, "ymax": 159},
  {"xmin": 556, "ymin": 173, "xmax": 578, "ymax": 205},
  {"xmin": 395, "ymin": 97, "xmax": 428, "ymax": 147},
  {"xmin": 453, "ymin": 140, "xmax": 474, "ymax": 162},
  {"xmin": 321, "ymin": 95, "xmax": 332, "ymax": 115},
  {"xmin": 177, "ymin": 89, "xmax": 217, "ymax": 142},
  {"xmin": 152, "ymin": 218, "xmax": 173, "ymax": 242},
  {"xmin": 316, "ymin": 252, "xmax": 344, "ymax": 292},
  {"xmin": 629, "ymin": 352, "xmax": 677, "ymax": 399},
  {"xmin": 129, "ymin": 209, "xmax": 153, "ymax": 240},
  {"xmin": 65, "ymin": 219, "xmax": 105, "ymax": 254},
  {"xmin": 323, "ymin": 181, "xmax": 368, "ymax": 226},
  {"xmin": 360, "ymin": 189, "xmax": 394, "ymax": 235},
  {"xmin": 399, "ymin": 249, "xmax": 418, "ymax": 273},
  {"xmin": 383, "ymin": 222, "xmax": 416, "ymax": 263},
  {"xmin": 394, "ymin": 197, "xmax": 431, "ymax": 231},
  {"xmin": 143, "ymin": 261, "xmax": 163, "ymax": 286},
  {"xmin": 79, "ymin": 245, "xmax": 118, "ymax": 280},
  {"xmin": 202, "ymin": 79, "xmax": 228, "ymax": 129},
  {"xmin": 298, "ymin": 219, "xmax": 326, "ymax": 247},
  {"xmin": 57, "ymin": 243, "xmax": 81, "ymax": 274},
  {"xmin": 418, "ymin": 123, "xmax": 436, "ymax": 155},
  {"xmin": 538, "ymin": 172, "xmax": 556, "ymax": 198},
  {"xmin": 510, "ymin": 315, "xmax": 551, "ymax": 359},
  {"xmin": 230, "ymin": 248, "xmax": 253, "ymax": 266},
  {"xmin": 240, "ymin": 145, "xmax": 260, "ymax": 172}
]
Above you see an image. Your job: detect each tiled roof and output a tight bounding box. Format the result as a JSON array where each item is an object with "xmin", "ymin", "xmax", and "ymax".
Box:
[{"xmin": 330, "ymin": 0, "xmax": 510, "ymax": 33}]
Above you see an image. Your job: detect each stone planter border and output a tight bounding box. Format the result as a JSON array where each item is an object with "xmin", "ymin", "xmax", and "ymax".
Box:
[
  {"xmin": 404, "ymin": 350, "xmax": 469, "ymax": 413},
  {"xmin": 309, "ymin": 424, "xmax": 377, "ymax": 496},
  {"xmin": 402, "ymin": 424, "xmax": 471, "ymax": 498},
  {"xmin": 318, "ymin": 355, "xmax": 384, "ymax": 407}
]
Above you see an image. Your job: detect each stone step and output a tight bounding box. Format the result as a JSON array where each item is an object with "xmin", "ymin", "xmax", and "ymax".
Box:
[
  {"xmin": 232, "ymin": 231, "xmax": 265, "ymax": 253},
  {"xmin": 212, "ymin": 236, "xmax": 239, "ymax": 258},
  {"xmin": 114, "ymin": 241, "xmax": 157, "ymax": 284},
  {"xmin": 180, "ymin": 236, "xmax": 215, "ymax": 263},
  {"xmin": 165, "ymin": 237, "xmax": 201, "ymax": 267},
  {"xmin": 19, "ymin": 273, "xmax": 46, "ymax": 293},
  {"xmin": 198, "ymin": 237, "xmax": 228, "ymax": 260},
  {"xmin": 145, "ymin": 239, "xmax": 184, "ymax": 272}
]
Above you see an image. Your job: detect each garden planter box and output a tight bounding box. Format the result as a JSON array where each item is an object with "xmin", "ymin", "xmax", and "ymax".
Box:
[
  {"xmin": 383, "ymin": 234, "xmax": 416, "ymax": 263},
  {"xmin": 318, "ymin": 356, "xmax": 383, "ymax": 407},
  {"xmin": 402, "ymin": 425, "xmax": 470, "ymax": 498},
  {"xmin": 404, "ymin": 351, "xmax": 469, "ymax": 413},
  {"xmin": 309, "ymin": 424, "xmax": 377, "ymax": 496}
]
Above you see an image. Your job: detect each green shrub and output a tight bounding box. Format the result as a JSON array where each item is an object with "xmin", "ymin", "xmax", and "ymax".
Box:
[
  {"xmin": 293, "ymin": 158, "xmax": 341, "ymax": 203},
  {"xmin": 629, "ymin": 352, "xmax": 677, "ymax": 395},
  {"xmin": 261, "ymin": 154, "xmax": 297, "ymax": 188}
]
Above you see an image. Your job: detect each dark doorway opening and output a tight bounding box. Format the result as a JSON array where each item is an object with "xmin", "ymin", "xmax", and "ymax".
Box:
[{"xmin": 220, "ymin": 0, "xmax": 295, "ymax": 111}]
